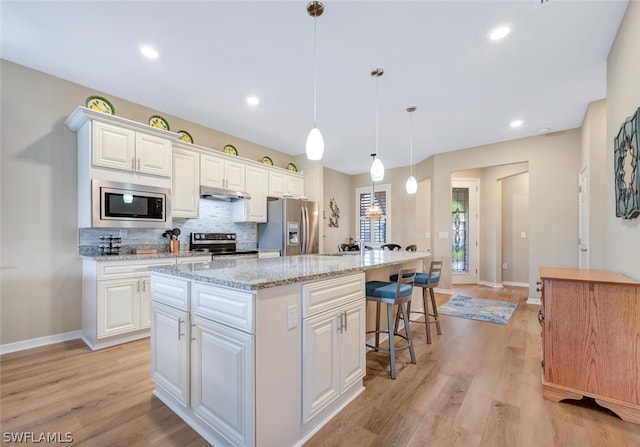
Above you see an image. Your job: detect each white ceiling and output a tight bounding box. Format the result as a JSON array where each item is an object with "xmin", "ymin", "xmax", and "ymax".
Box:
[{"xmin": 1, "ymin": 0, "xmax": 629, "ymax": 175}]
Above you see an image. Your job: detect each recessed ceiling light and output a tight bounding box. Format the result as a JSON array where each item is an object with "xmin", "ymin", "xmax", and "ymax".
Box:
[
  {"xmin": 510, "ymin": 120, "xmax": 523, "ymax": 128},
  {"xmin": 537, "ymin": 127, "xmax": 551, "ymax": 134},
  {"xmin": 139, "ymin": 45, "xmax": 159, "ymax": 59},
  {"xmin": 489, "ymin": 26, "xmax": 511, "ymax": 41},
  {"xmin": 246, "ymin": 96, "xmax": 259, "ymax": 106}
]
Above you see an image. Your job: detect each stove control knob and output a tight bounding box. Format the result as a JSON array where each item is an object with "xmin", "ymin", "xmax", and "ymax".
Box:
[{"xmin": 230, "ymin": 234, "xmax": 236, "ymax": 240}]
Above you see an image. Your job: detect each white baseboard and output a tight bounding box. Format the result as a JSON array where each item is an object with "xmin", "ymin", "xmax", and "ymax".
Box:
[
  {"xmin": 478, "ymin": 281, "xmax": 504, "ymax": 288},
  {"xmin": 527, "ymin": 297, "xmax": 542, "ymax": 305},
  {"xmin": 435, "ymin": 287, "xmax": 453, "ymax": 295},
  {"xmin": 0, "ymin": 330, "xmax": 82, "ymax": 355},
  {"xmin": 503, "ymin": 281, "xmax": 530, "ymax": 288}
]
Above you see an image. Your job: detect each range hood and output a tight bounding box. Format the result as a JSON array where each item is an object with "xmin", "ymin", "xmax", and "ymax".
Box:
[{"xmin": 200, "ymin": 185, "xmax": 251, "ymax": 201}]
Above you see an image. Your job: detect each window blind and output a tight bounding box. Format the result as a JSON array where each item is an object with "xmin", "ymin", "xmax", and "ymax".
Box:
[{"xmin": 358, "ymin": 190, "xmax": 387, "ymax": 244}]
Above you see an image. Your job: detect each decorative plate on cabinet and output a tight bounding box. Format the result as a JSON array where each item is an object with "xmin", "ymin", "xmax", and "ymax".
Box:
[
  {"xmin": 85, "ymin": 96, "xmax": 115, "ymax": 115},
  {"xmin": 224, "ymin": 144, "xmax": 238, "ymax": 156},
  {"xmin": 149, "ymin": 115, "xmax": 170, "ymax": 130},
  {"xmin": 261, "ymin": 156, "xmax": 274, "ymax": 166},
  {"xmin": 287, "ymin": 162, "xmax": 298, "ymax": 172},
  {"xmin": 177, "ymin": 130, "xmax": 193, "ymax": 143}
]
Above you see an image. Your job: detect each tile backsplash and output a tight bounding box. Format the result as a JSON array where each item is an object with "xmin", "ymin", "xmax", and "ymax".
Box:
[{"xmin": 79, "ymin": 199, "xmax": 257, "ymax": 254}]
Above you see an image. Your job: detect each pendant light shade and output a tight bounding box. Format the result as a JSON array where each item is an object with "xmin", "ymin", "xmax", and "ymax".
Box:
[
  {"xmin": 306, "ymin": 127, "xmax": 324, "ymax": 160},
  {"xmin": 370, "ymin": 68, "xmax": 385, "ymax": 181},
  {"xmin": 370, "ymin": 156, "xmax": 384, "ymax": 182},
  {"xmin": 366, "ymin": 153, "xmax": 385, "ymax": 220},
  {"xmin": 405, "ymin": 106, "xmax": 418, "ymax": 194},
  {"xmin": 306, "ymin": 1, "xmax": 324, "ymax": 161},
  {"xmin": 406, "ymin": 176, "xmax": 418, "ymax": 194}
]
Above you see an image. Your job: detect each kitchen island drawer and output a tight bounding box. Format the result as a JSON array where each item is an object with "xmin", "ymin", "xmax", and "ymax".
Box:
[
  {"xmin": 98, "ymin": 258, "xmax": 175, "ymax": 279},
  {"xmin": 191, "ymin": 282, "xmax": 255, "ymax": 333},
  {"xmin": 302, "ymin": 273, "xmax": 365, "ymax": 318},
  {"xmin": 151, "ymin": 274, "xmax": 191, "ymax": 311}
]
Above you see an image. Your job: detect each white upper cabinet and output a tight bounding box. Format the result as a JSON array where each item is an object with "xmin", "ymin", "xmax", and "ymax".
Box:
[
  {"xmin": 93, "ymin": 121, "xmax": 172, "ymax": 177},
  {"xmin": 234, "ymin": 164, "xmax": 268, "ymax": 223},
  {"xmin": 172, "ymin": 146, "xmax": 200, "ymax": 218},
  {"xmin": 268, "ymin": 170, "xmax": 305, "ymax": 198},
  {"xmin": 201, "ymin": 152, "xmax": 245, "ymax": 192}
]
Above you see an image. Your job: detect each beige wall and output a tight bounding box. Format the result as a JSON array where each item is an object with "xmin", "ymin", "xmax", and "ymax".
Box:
[
  {"xmin": 606, "ymin": 0, "xmax": 640, "ymax": 280},
  {"xmin": 580, "ymin": 99, "xmax": 608, "ymax": 269},
  {"xmin": 0, "ymin": 60, "xmax": 306, "ymax": 345},
  {"xmin": 502, "ymin": 172, "xmax": 530, "ymax": 284},
  {"xmin": 424, "ymin": 131, "xmax": 580, "ymax": 296},
  {"xmin": 322, "ymin": 167, "xmax": 354, "ymax": 251}
]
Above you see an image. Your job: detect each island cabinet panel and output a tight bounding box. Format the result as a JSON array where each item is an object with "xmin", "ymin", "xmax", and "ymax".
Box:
[
  {"xmin": 151, "ymin": 301, "xmax": 190, "ymax": 407},
  {"xmin": 191, "ymin": 315, "xmax": 254, "ymax": 447},
  {"xmin": 302, "ymin": 274, "xmax": 366, "ymax": 423},
  {"xmin": 540, "ymin": 267, "xmax": 640, "ymax": 424}
]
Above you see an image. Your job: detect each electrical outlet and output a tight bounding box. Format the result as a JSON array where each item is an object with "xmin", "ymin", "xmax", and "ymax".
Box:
[
  {"xmin": 503, "ymin": 262, "xmax": 508, "ymax": 269},
  {"xmin": 287, "ymin": 305, "xmax": 298, "ymax": 330}
]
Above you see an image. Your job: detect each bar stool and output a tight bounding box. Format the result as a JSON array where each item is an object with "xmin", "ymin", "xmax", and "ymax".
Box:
[
  {"xmin": 391, "ymin": 260, "xmax": 443, "ymax": 344},
  {"xmin": 381, "ymin": 243, "xmax": 402, "ymax": 251},
  {"xmin": 365, "ymin": 267, "xmax": 417, "ymax": 379},
  {"xmin": 405, "ymin": 244, "xmax": 417, "ymax": 252}
]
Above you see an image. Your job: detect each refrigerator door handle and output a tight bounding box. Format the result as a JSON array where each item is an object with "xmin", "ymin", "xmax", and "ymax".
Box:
[
  {"xmin": 300, "ymin": 206, "xmax": 309, "ymax": 255},
  {"xmin": 300, "ymin": 206, "xmax": 306, "ymax": 254},
  {"xmin": 304, "ymin": 206, "xmax": 310, "ymax": 254}
]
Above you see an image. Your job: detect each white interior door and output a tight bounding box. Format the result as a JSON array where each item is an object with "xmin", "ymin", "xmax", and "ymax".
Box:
[
  {"xmin": 451, "ymin": 179, "xmax": 479, "ymax": 284},
  {"xmin": 579, "ymin": 164, "xmax": 590, "ymax": 268}
]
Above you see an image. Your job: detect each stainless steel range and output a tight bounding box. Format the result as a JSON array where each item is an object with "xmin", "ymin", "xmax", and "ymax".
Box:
[{"xmin": 189, "ymin": 232, "xmax": 258, "ymax": 260}]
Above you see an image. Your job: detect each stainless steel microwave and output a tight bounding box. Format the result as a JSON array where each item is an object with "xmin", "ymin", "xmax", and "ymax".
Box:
[{"xmin": 92, "ymin": 179, "xmax": 171, "ymax": 229}]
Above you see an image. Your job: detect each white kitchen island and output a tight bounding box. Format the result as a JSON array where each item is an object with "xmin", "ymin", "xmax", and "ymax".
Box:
[{"xmin": 149, "ymin": 250, "xmax": 429, "ymax": 447}]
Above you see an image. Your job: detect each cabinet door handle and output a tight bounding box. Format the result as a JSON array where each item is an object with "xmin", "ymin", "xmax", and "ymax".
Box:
[
  {"xmin": 191, "ymin": 323, "xmax": 196, "ymax": 341},
  {"xmin": 131, "ymin": 157, "xmax": 135, "ymax": 171},
  {"xmin": 141, "ymin": 280, "xmax": 146, "ymax": 292},
  {"xmin": 343, "ymin": 311, "xmax": 348, "ymax": 332},
  {"xmin": 178, "ymin": 318, "xmax": 184, "ymax": 339},
  {"xmin": 137, "ymin": 158, "xmax": 141, "ymax": 171},
  {"xmin": 137, "ymin": 281, "xmax": 140, "ymax": 292},
  {"xmin": 537, "ymin": 310, "xmax": 545, "ymax": 326}
]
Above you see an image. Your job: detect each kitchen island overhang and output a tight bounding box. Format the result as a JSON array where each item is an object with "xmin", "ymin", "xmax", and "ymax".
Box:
[{"xmin": 149, "ymin": 250, "xmax": 429, "ymax": 447}]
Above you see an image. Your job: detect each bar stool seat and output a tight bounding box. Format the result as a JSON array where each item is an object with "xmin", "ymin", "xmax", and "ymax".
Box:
[
  {"xmin": 365, "ymin": 268, "xmax": 417, "ymax": 379},
  {"xmin": 390, "ymin": 260, "xmax": 443, "ymax": 344}
]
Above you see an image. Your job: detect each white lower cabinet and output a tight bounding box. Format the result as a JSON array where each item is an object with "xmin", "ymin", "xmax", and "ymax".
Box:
[
  {"xmin": 191, "ymin": 315, "xmax": 254, "ymax": 447},
  {"xmin": 97, "ymin": 277, "xmax": 142, "ymax": 338},
  {"xmin": 151, "ymin": 301, "xmax": 190, "ymax": 407},
  {"xmin": 83, "ymin": 256, "xmax": 210, "ymax": 350},
  {"xmin": 302, "ymin": 299, "xmax": 365, "ymax": 422},
  {"xmin": 301, "ymin": 274, "xmax": 366, "ymax": 422},
  {"xmin": 150, "ymin": 272, "xmax": 365, "ymax": 447}
]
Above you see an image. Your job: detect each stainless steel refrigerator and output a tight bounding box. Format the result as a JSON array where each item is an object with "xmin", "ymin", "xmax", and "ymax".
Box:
[{"xmin": 258, "ymin": 198, "xmax": 319, "ymax": 256}]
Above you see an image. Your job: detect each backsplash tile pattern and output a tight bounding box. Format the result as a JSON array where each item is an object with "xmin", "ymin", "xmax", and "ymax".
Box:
[{"xmin": 79, "ymin": 199, "xmax": 257, "ymax": 254}]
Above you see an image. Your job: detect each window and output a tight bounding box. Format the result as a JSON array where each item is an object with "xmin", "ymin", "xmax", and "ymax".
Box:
[
  {"xmin": 452, "ymin": 186, "xmax": 469, "ymax": 273},
  {"xmin": 356, "ymin": 184, "xmax": 390, "ymax": 246}
]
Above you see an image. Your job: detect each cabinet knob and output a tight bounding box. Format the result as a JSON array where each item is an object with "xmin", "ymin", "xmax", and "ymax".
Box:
[
  {"xmin": 536, "ymin": 287, "xmax": 542, "ymax": 292},
  {"xmin": 536, "ymin": 280, "xmax": 541, "ymax": 286}
]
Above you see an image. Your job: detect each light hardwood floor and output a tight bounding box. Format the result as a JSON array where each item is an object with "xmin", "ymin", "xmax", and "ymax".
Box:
[{"xmin": 2, "ymin": 285, "xmax": 640, "ymax": 446}]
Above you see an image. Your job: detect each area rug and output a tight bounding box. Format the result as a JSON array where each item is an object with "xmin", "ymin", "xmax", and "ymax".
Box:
[{"xmin": 438, "ymin": 295, "xmax": 518, "ymax": 325}]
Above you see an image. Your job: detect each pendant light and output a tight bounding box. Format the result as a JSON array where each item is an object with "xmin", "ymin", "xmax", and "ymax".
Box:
[
  {"xmin": 405, "ymin": 106, "xmax": 418, "ymax": 194},
  {"xmin": 306, "ymin": 1, "xmax": 325, "ymax": 160},
  {"xmin": 370, "ymin": 68, "xmax": 385, "ymax": 181},
  {"xmin": 366, "ymin": 154, "xmax": 384, "ymax": 220}
]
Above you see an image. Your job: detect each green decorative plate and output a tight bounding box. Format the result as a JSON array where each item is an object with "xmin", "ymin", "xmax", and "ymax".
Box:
[
  {"xmin": 177, "ymin": 130, "xmax": 193, "ymax": 143},
  {"xmin": 85, "ymin": 96, "xmax": 115, "ymax": 115},
  {"xmin": 261, "ymin": 156, "xmax": 274, "ymax": 166},
  {"xmin": 287, "ymin": 162, "xmax": 298, "ymax": 172},
  {"xmin": 224, "ymin": 144, "xmax": 238, "ymax": 156},
  {"xmin": 149, "ymin": 115, "xmax": 170, "ymax": 130}
]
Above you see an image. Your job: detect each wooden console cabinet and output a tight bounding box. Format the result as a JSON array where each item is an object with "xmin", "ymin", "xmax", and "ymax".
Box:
[{"xmin": 539, "ymin": 267, "xmax": 640, "ymax": 424}]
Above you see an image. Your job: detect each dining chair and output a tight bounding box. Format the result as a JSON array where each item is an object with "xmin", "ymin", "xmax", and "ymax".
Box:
[{"xmin": 381, "ymin": 243, "xmax": 402, "ymax": 251}]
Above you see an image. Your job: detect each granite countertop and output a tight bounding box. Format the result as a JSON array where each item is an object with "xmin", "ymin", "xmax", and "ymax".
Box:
[
  {"xmin": 80, "ymin": 251, "xmax": 214, "ymax": 261},
  {"xmin": 149, "ymin": 250, "xmax": 430, "ymax": 290}
]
